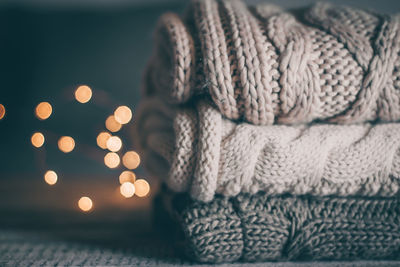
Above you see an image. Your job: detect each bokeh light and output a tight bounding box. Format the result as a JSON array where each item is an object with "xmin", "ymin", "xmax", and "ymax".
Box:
[
  {"xmin": 120, "ymin": 182, "xmax": 135, "ymax": 198},
  {"xmin": 35, "ymin": 102, "xmax": 52, "ymax": 120},
  {"xmin": 114, "ymin": 106, "xmax": 132, "ymax": 124},
  {"xmin": 58, "ymin": 136, "xmax": 75, "ymax": 153},
  {"xmin": 31, "ymin": 132, "xmax": 45, "ymax": 148},
  {"xmin": 105, "ymin": 115, "xmax": 122, "ymax": 132},
  {"xmin": 134, "ymin": 179, "xmax": 150, "ymax": 197},
  {"xmin": 75, "ymin": 85, "xmax": 92, "ymax": 103},
  {"xmin": 119, "ymin": 170, "xmax": 136, "ymax": 184},
  {"xmin": 96, "ymin": 131, "xmax": 111, "ymax": 149},
  {"xmin": 122, "ymin": 151, "xmax": 140, "ymax": 169},
  {"xmin": 106, "ymin": 136, "xmax": 122, "ymax": 152},
  {"xmin": 104, "ymin": 152, "xmax": 120, "ymax": 168},
  {"xmin": 0, "ymin": 104, "xmax": 5, "ymax": 120},
  {"xmin": 78, "ymin": 196, "xmax": 93, "ymax": 212},
  {"xmin": 44, "ymin": 170, "xmax": 58, "ymax": 185}
]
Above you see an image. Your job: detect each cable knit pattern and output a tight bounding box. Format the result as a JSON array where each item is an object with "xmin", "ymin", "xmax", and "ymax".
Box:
[
  {"xmin": 144, "ymin": 0, "xmax": 400, "ymax": 125},
  {"xmin": 167, "ymin": 192, "xmax": 400, "ymax": 263},
  {"xmin": 135, "ymin": 97, "xmax": 400, "ymax": 202}
]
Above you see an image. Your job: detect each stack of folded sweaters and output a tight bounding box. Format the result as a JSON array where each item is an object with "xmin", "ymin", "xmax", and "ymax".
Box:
[{"xmin": 135, "ymin": 0, "xmax": 400, "ymax": 263}]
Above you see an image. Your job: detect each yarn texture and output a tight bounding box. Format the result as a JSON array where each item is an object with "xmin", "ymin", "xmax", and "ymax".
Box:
[
  {"xmin": 145, "ymin": 0, "xmax": 400, "ymax": 125},
  {"xmin": 135, "ymin": 97, "xmax": 400, "ymax": 202},
  {"xmin": 166, "ymin": 191, "xmax": 400, "ymax": 263}
]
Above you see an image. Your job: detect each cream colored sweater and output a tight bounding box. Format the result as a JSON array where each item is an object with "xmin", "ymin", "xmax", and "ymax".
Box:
[
  {"xmin": 136, "ymin": 0, "xmax": 400, "ymax": 202},
  {"xmin": 135, "ymin": 97, "xmax": 400, "ymax": 202},
  {"xmin": 145, "ymin": 0, "xmax": 400, "ymax": 125}
]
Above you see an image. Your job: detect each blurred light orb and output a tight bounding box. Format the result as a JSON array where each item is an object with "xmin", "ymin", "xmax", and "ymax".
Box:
[
  {"xmin": 31, "ymin": 132, "xmax": 45, "ymax": 148},
  {"xmin": 122, "ymin": 151, "xmax": 140, "ymax": 169},
  {"xmin": 44, "ymin": 170, "xmax": 58, "ymax": 185},
  {"xmin": 134, "ymin": 179, "xmax": 150, "ymax": 197},
  {"xmin": 58, "ymin": 136, "xmax": 75, "ymax": 153},
  {"xmin": 35, "ymin": 102, "xmax": 52, "ymax": 120},
  {"xmin": 0, "ymin": 104, "xmax": 5, "ymax": 120},
  {"xmin": 105, "ymin": 115, "xmax": 122, "ymax": 132},
  {"xmin": 96, "ymin": 131, "xmax": 111, "ymax": 149},
  {"xmin": 114, "ymin": 106, "xmax": 132, "ymax": 124},
  {"xmin": 106, "ymin": 136, "xmax": 122, "ymax": 152},
  {"xmin": 75, "ymin": 85, "xmax": 92, "ymax": 103},
  {"xmin": 119, "ymin": 170, "xmax": 136, "ymax": 184},
  {"xmin": 104, "ymin": 152, "xmax": 120, "ymax": 168},
  {"xmin": 78, "ymin": 196, "xmax": 93, "ymax": 212},
  {"xmin": 120, "ymin": 182, "xmax": 135, "ymax": 198}
]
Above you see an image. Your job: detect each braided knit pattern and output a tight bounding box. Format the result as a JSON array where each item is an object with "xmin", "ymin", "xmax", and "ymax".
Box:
[
  {"xmin": 145, "ymin": 0, "xmax": 400, "ymax": 125},
  {"xmin": 170, "ymin": 192, "xmax": 400, "ymax": 263},
  {"xmin": 135, "ymin": 97, "xmax": 400, "ymax": 202}
]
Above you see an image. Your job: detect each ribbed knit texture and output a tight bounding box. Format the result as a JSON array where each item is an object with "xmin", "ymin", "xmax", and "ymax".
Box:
[
  {"xmin": 166, "ymin": 191, "xmax": 400, "ymax": 263},
  {"xmin": 135, "ymin": 97, "xmax": 400, "ymax": 202},
  {"xmin": 145, "ymin": 0, "xmax": 400, "ymax": 125},
  {"xmin": 3, "ymin": 230, "xmax": 400, "ymax": 266}
]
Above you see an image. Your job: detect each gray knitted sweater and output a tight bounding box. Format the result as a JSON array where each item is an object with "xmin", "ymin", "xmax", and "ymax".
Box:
[
  {"xmin": 164, "ymin": 191, "xmax": 400, "ymax": 263},
  {"xmin": 145, "ymin": 0, "xmax": 400, "ymax": 125}
]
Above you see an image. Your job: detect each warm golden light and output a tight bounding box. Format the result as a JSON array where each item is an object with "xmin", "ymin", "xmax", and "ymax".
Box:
[
  {"xmin": 114, "ymin": 106, "xmax": 132, "ymax": 124},
  {"xmin": 134, "ymin": 179, "xmax": 150, "ymax": 197},
  {"xmin": 104, "ymin": 152, "xmax": 120, "ymax": 168},
  {"xmin": 44, "ymin": 170, "xmax": 58, "ymax": 185},
  {"xmin": 75, "ymin": 85, "xmax": 92, "ymax": 103},
  {"xmin": 58, "ymin": 136, "xmax": 75, "ymax": 153},
  {"xmin": 31, "ymin": 132, "xmax": 45, "ymax": 148},
  {"xmin": 96, "ymin": 131, "xmax": 111, "ymax": 149},
  {"xmin": 78, "ymin": 196, "xmax": 93, "ymax": 212},
  {"xmin": 0, "ymin": 104, "xmax": 5, "ymax": 120},
  {"xmin": 106, "ymin": 136, "xmax": 122, "ymax": 152},
  {"xmin": 120, "ymin": 182, "xmax": 135, "ymax": 198},
  {"xmin": 122, "ymin": 151, "xmax": 140, "ymax": 169},
  {"xmin": 35, "ymin": 102, "xmax": 52, "ymax": 120},
  {"xmin": 105, "ymin": 115, "xmax": 122, "ymax": 132},
  {"xmin": 119, "ymin": 170, "xmax": 136, "ymax": 184}
]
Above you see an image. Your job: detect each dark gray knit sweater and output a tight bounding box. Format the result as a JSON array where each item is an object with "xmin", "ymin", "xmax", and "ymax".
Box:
[{"xmin": 164, "ymin": 192, "xmax": 400, "ymax": 263}]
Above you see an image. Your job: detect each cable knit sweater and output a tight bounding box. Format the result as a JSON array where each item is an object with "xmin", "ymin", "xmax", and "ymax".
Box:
[
  {"xmin": 145, "ymin": 0, "xmax": 400, "ymax": 125},
  {"xmin": 161, "ymin": 191, "xmax": 400, "ymax": 263},
  {"xmin": 135, "ymin": 97, "xmax": 400, "ymax": 202}
]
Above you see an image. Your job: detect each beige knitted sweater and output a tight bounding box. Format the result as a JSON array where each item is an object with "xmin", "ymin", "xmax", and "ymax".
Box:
[
  {"xmin": 136, "ymin": 0, "xmax": 400, "ymax": 202},
  {"xmin": 145, "ymin": 0, "xmax": 400, "ymax": 125},
  {"xmin": 135, "ymin": 97, "xmax": 400, "ymax": 202}
]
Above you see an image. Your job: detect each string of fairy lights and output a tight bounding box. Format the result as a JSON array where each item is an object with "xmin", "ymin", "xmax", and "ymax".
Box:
[{"xmin": 0, "ymin": 85, "xmax": 150, "ymax": 213}]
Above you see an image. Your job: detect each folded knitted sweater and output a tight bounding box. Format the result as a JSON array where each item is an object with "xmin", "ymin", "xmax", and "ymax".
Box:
[
  {"xmin": 162, "ymin": 191, "xmax": 400, "ymax": 263},
  {"xmin": 135, "ymin": 97, "xmax": 400, "ymax": 202},
  {"xmin": 145, "ymin": 0, "xmax": 400, "ymax": 125}
]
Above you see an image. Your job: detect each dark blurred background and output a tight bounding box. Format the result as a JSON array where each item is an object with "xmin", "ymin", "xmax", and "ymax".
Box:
[
  {"xmin": 1, "ymin": 0, "xmax": 400, "ymax": 176},
  {"xmin": 0, "ymin": 0, "xmax": 399, "ymax": 264}
]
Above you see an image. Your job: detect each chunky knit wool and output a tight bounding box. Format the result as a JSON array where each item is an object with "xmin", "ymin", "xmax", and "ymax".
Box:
[
  {"xmin": 135, "ymin": 96, "xmax": 400, "ymax": 202},
  {"xmin": 165, "ymin": 191, "xmax": 400, "ymax": 263},
  {"xmin": 145, "ymin": 0, "xmax": 400, "ymax": 125}
]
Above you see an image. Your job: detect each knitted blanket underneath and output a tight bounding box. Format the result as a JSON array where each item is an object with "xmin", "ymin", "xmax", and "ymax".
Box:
[{"xmin": 164, "ymin": 191, "xmax": 400, "ymax": 263}]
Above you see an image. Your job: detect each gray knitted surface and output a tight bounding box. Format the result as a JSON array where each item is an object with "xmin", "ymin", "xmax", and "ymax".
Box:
[
  {"xmin": 165, "ymin": 192, "xmax": 400, "ymax": 263},
  {"xmin": 145, "ymin": 0, "xmax": 400, "ymax": 125},
  {"xmin": 3, "ymin": 228, "xmax": 400, "ymax": 267},
  {"xmin": 0, "ymin": 230, "xmax": 179, "ymax": 266}
]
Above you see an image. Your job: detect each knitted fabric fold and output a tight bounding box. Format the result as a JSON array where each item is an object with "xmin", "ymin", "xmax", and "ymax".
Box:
[
  {"xmin": 135, "ymin": 96, "xmax": 400, "ymax": 202},
  {"xmin": 165, "ymin": 191, "xmax": 400, "ymax": 263},
  {"xmin": 145, "ymin": 0, "xmax": 400, "ymax": 125}
]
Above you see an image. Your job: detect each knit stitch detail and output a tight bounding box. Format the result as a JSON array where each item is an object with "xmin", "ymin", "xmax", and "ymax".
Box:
[
  {"xmin": 146, "ymin": 0, "xmax": 400, "ymax": 125},
  {"xmin": 168, "ymin": 192, "xmax": 400, "ymax": 263},
  {"xmin": 135, "ymin": 97, "xmax": 400, "ymax": 202}
]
